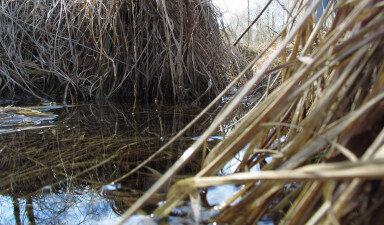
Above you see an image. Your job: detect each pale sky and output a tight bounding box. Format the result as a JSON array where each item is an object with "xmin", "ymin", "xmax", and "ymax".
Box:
[
  {"xmin": 212, "ymin": 0, "xmax": 278, "ymax": 21},
  {"xmin": 212, "ymin": 0, "xmax": 249, "ymax": 15},
  {"xmin": 212, "ymin": 0, "xmax": 291, "ymax": 28}
]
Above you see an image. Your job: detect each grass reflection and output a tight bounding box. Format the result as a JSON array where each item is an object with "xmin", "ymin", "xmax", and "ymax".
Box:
[{"xmin": 0, "ymin": 103, "xmax": 216, "ymax": 224}]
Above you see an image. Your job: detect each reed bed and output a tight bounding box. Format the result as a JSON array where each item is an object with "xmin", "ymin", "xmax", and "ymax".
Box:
[
  {"xmin": 116, "ymin": 0, "xmax": 384, "ymax": 224},
  {"xmin": 0, "ymin": 0, "xmax": 235, "ymax": 103}
]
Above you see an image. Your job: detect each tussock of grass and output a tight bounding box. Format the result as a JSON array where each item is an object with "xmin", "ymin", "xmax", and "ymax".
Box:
[
  {"xmin": 116, "ymin": 0, "xmax": 384, "ymax": 224},
  {"xmin": 0, "ymin": 0, "xmax": 237, "ymax": 104}
]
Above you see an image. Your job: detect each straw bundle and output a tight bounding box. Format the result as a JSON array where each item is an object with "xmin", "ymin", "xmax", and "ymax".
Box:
[
  {"xmin": 0, "ymin": 0, "xmax": 233, "ymax": 103},
  {"xmin": 116, "ymin": 0, "xmax": 384, "ymax": 224}
]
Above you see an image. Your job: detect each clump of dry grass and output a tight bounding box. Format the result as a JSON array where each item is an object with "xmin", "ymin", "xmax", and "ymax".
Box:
[
  {"xmin": 115, "ymin": 0, "xmax": 384, "ymax": 224},
  {"xmin": 0, "ymin": 0, "xmax": 236, "ymax": 104}
]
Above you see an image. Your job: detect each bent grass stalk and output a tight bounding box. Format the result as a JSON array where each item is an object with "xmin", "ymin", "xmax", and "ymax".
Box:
[{"xmin": 116, "ymin": 0, "xmax": 384, "ymax": 224}]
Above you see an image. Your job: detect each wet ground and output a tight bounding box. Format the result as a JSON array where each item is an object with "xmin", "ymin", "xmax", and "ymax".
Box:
[{"xmin": 0, "ymin": 102, "xmax": 243, "ymax": 225}]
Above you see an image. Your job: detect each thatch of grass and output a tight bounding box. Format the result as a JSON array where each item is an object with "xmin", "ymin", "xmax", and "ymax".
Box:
[
  {"xmin": 0, "ymin": 0, "xmax": 237, "ymax": 104},
  {"xmin": 115, "ymin": 0, "xmax": 384, "ymax": 224}
]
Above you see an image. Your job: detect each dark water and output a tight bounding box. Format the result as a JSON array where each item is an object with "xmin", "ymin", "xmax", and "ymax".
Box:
[{"xmin": 0, "ymin": 103, "xmax": 230, "ymax": 225}]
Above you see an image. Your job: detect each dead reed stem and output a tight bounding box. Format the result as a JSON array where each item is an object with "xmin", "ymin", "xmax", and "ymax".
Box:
[{"xmin": 116, "ymin": 0, "xmax": 384, "ymax": 224}]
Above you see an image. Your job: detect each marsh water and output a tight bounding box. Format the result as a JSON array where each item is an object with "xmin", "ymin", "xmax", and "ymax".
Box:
[{"xmin": 0, "ymin": 102, "xmax": 247, "ymax": 224}]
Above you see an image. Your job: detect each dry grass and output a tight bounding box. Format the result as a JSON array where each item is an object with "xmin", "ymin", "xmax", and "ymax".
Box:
[
  {"xmin": 0, "ymin": 0, "xmax": 237, "ymax": 104},
  {"xmin": 116, "ymin": 0, "xmax": 384, "ymax": 224}
]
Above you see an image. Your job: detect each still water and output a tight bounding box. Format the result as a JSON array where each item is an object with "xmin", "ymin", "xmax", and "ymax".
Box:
[{"xmin": 0, "ymin": 103, "xmax": 231, "ymax": 224}]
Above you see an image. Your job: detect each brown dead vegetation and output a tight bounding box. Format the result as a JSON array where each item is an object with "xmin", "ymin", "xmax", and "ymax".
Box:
[{"xmin": 0, "ymin": 0, "xmax": 238, "ymax": 104}]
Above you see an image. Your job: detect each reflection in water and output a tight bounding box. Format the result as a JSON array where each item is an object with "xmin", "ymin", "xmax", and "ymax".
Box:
[
  {"xmin": 0, "ymin": 103, "xmax": 220, "ymax": 224},
  {"xmin": 0, "ymin": 106, "xmax": 59, "ymax": 134}
]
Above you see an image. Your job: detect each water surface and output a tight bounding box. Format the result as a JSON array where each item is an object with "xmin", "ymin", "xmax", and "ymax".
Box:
[{"xmin": 0, "ymin": 103, "xmax": 221, "ymax": 224}]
